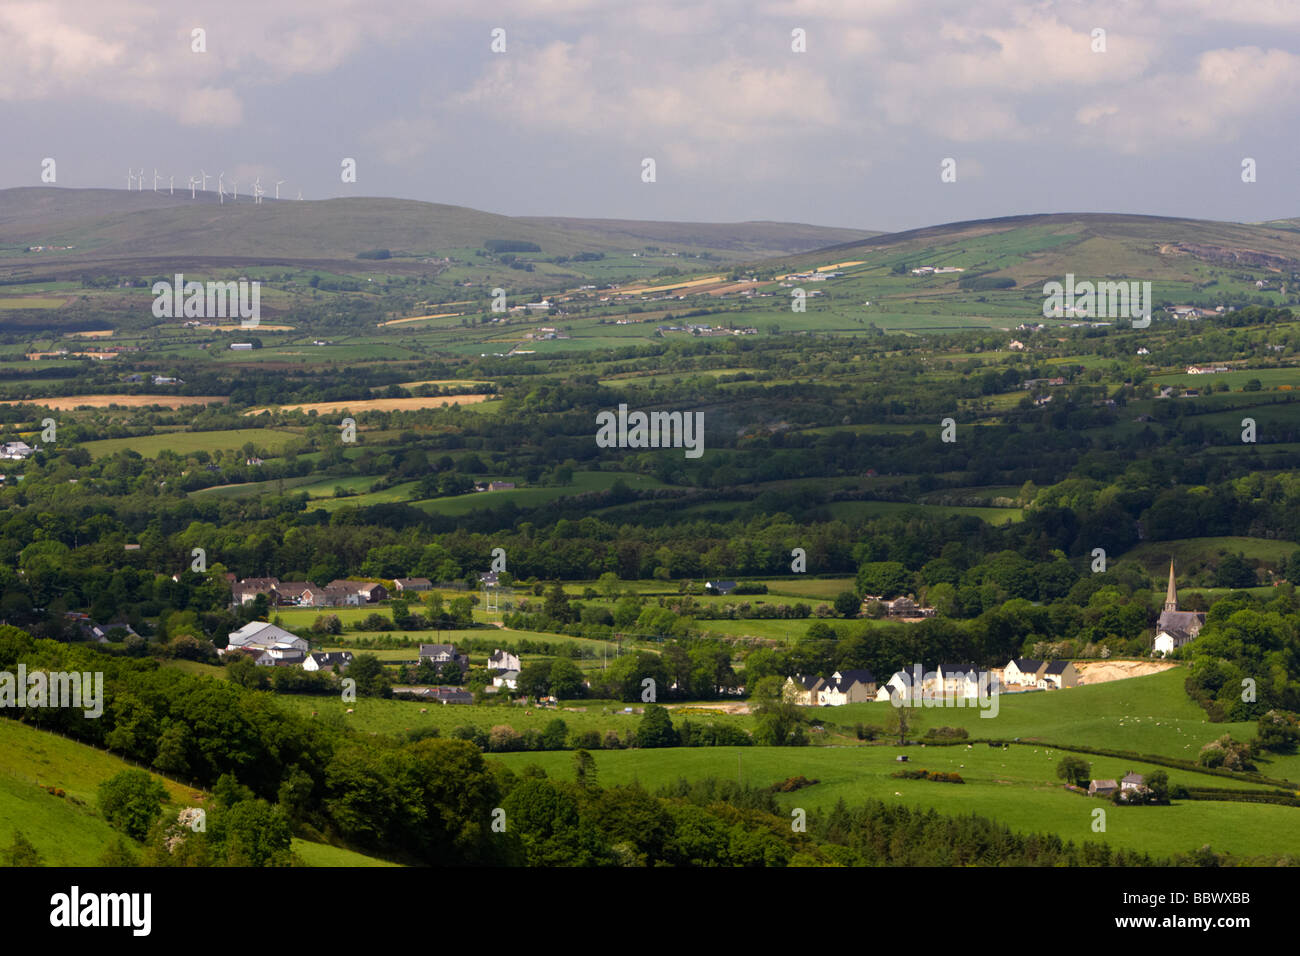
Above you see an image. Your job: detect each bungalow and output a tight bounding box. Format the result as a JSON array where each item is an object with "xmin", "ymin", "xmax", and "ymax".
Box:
[
  {"xmin": 492, "ymin": 669, "xmax": 520, "ymax": 691},
  {"xmin": 1088, "ymin": 779, "xmax": 1118, "ymax": 798},
  {"xmin": 303, "ymin": 651, "xmax": 353, "ymax": 672},
  {"xmin": 705, "ymin": 580, "xmax": 738, "ymax": 595},
  {"xmin": 478, "ymin": 572, "xmax": 501, "ymax": 588},
  {"xmin": 488, "ymin": 649, "xmax": 522, "ymax": 672},
  {"xmin": 1003, "ymin": 658, "xmax": 1046, "ymax": 687},
  {"xmin": 273, "ymin": 582, "xmax": 325, "ymax": 607},
  {"xmin": 327, "ymin": 580, "xmax": 389, "ymax": 603},
  {"xmin": 394, "ymin": 577, "xmax": 432, "ymax": 593},
  {"xmin": 392, "ymin": 685, "xmax": 474, "ymax": 704}
]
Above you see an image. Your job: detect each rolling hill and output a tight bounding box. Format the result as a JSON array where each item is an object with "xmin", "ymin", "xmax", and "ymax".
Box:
[{"xmin": 0, "ymin": 188, "xmax": 879, "ymax": 275}]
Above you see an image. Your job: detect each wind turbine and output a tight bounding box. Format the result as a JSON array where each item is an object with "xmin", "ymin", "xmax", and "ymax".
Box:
[
  {"xmin": 252, "ymin": 176, "xmax": 263, "ymax": 204},
  {"xmin": 200, "ymin": 169, "xmax": 210, "ymax": 192},
  {"xmin": 274, "ymin": 180, "xmax": 285, "ymax": 200},
  {"xmin": 230, "ymin": 177, "xmax": 237, "ymax": 201},
  {"xmin": 169, "ymin": 175, "xmax": 174, "ymax": 196},
  {"xmin": 188, "ymin": 176, "xmax": 198, "ymax": 200},
  {"xmin": 126, "ymin": 169, "xmax": 134, "ymax": 191},
  {"xmin": 296, "ymin": 189, "xmax": 303, "ymax": 201},
  {"xmin": 153, "ymin": 169, "xmax": 160, "ymax": 192},
  {"xmin": 218, "ymin": 171, "xmax": 225, "ymax": 204}
]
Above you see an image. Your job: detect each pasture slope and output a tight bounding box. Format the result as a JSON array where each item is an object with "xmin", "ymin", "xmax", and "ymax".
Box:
[{"xmin": 0, "ymin": 718, "xmax": 396, "ymax": 866}]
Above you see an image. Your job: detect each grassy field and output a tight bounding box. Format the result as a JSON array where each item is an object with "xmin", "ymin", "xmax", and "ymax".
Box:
[
  {"xmin": 1121, "ymin": 536, "xmax": 1300, "ymax": 574},
  {"xmin": 490, "ymin": 744, "xmax": 1296, "ymax": 860},
  {"xmin": 0, "ymin": 717, "xmax": 397, "ymax": 866},
  {"xmin": 272, "ymin": 694, "xmax": 746, "ymax": 740},
  {"xmin": 81, "ymin": 427, "xmax": 306, "ymax": 459}
]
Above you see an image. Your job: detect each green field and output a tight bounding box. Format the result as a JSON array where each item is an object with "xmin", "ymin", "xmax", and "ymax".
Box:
[
  {"xmin": 1121, "ymin": 536, "xmax": 1300, "ymax": 574},
  {"xmin": 0, "ymin": 718, "xmax": 396, "ymax": 866},
  {"xmin": 490, "ymin": 744, "xmax": 1296, "ymax": 860},
  {"xmin": 81, "ymin": 427, "xmax": 305, "ymax": 459}
]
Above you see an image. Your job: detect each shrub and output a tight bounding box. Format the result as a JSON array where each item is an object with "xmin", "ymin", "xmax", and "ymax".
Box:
[{"xmin": 97, "ymin": 770, "xmax": 168, "ymax": 841}]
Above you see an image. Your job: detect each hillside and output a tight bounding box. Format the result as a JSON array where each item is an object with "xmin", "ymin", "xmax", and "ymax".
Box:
[
  {"xmin": 767, "ymin": 211, "xmax": 1300, "ymax": 287},
  {"xmin": 0, "ymin": 717, "xmax": 397, "ymax": 867},
  {"xmin": 0, "ymin": 188, "xmax": 878, "ymax": 274}
]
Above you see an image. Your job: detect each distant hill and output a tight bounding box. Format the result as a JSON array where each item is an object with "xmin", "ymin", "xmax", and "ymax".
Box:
[
  {"xmin": 0, "ymin": 188, "xmax": 878, "ymax": 275},
  {"xmin": 767, "ymin": 211, "xmax": 1300, "ymax": 284}
]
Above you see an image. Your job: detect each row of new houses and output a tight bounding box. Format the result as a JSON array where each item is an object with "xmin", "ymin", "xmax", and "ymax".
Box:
[
  {"xmin": 231, "ymin": 575, "xmax": 444, "ymax": 607},
  {"xmin": 785, "ymin": 659, "xmax": 1081, "ymax": 706}
]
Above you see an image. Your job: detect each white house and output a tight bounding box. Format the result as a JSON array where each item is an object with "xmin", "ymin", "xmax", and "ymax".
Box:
[
  {"xmin": 876, "ymin": 668, "xmax": 922, "ymax": 703},
  {"xmin": 492, "ymin": 669, "xmax": 520, "ymax": 691},
  {"xmin": 1120, "ymin": 771, "xmax": 1148, "ymax": 794},
  {"xmin": 816, "ymin": 670, "xmax": 876, "ymax": 706},
  {"xmin": 784, "ymin": 675, "xmax": 825, "ymax": 706},
  {"xmin": 1003, "ymin": 658, "xmax": 1045, "ymax": 687},
  {"xmin": 488, "ymin": 649, "xmax": 521, "ymax": 672},
  {"xmin": 303, "ymin": 651, "xmax": 353, "ymax": 672}
]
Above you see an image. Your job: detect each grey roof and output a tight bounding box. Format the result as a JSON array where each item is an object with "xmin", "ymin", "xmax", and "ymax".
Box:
[
  {"xmin": 1011, "ymin": 658, "xmax": 1044, "ymax": 672},
  {"xmin": 1043, "ymin": 660, "xmax": 1073, "ymax": 674},
  {"xmin": 1121, "ymin": 772, "xmax": 1145, "ymax": 785},
  {"xmin": 834, "ymin": 669, "xmax": 876, "ymax": 686}
]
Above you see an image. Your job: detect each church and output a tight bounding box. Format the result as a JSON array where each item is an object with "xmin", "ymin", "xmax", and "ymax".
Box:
[{"xmin": 1153, "ymin": 560, "xmax": 1206, "ymax": 656}]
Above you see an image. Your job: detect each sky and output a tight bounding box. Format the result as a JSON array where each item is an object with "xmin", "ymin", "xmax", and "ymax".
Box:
[{"xmin": 3, "ymin": 0, "xmax": 1299, "ymax": 232}]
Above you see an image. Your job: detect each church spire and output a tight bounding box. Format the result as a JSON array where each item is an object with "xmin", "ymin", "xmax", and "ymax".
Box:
[{"xmin": 1164, "ymin": 559, "xmax": 1178, "ymax": 613}]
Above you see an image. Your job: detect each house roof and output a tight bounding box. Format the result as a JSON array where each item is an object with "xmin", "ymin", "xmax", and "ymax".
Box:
[
  {"xmin": 308, "ymin": 652, "xmax": 353, "ymax": 666},
  {"xmin": 1090, "ymin": 779, "xmax": 1117, "ymax": 789},
  {"xmin": 419, "ymin": 643, "xmax": 458, "ymax": 656},
  {"xmin": 395, "ymin": 577, "xmax": 432, "ymax": 587},
  {"xmin": 1010, "ymin": 658, "xmax": 1044, "ymax": 672},
  {"xmin": 1042, "ymin": 660, "xmax": 1073, "ymax": 674},
  {"xmin": 833, "ymin": 669, "xmax": 876, "ymax": 685},
  {"xmin": 274, "ymin": 581, "xmax": 318, "ymax": 596},
  {"xmin": 1121, "ymin": 772, "xmax": 1145, "ymax": 785},
  {"xmin": 227, "ymin": 621, "xmax": 301, "ymax": 646},
  {"xmin": 1157, "ymin": 610, "xmax": 1205, "ymax": 632}
]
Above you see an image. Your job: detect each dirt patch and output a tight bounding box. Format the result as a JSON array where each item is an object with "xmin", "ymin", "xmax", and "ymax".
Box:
[
  {"xmin": 1075, "ymin": 659, "xmax": 1179, "ymax": 685},
  {"xmin": 0, "ymin": 394, "xmax": 228, "ymax": 409},
  {"xmin": 245, "ymin": 394, "xmax": 490, "ymax": 415},
  {"xmin": 667, "ymin": 702, "xmax": 752, "ymax": 716}
]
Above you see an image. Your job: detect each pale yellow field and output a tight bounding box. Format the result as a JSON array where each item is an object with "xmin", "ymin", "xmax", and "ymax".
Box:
[
  {"xmin": 378, "ymin": 379, "xmax": 494, "ymax": 391},
  {"xmin": 0, "ymin": 395, "xmax": 229, "ymax": 409},
  {"xmin": 211, "ymin": 324, "xmax": 296, "ymax": 331},
  {"xmin": 378, "ymin": 312, "xmax": 464, "ymax": 327},
  {"xmin": 777, "ymin": 260, "xmax": 867, "ymax": 280},
  {"xmin": 613, "ymin": 275, "xmax": 726, "ymax": 295},
  {"xmin": 246, "ymin": 394, "xmax": 490, "ymax": 415},
  {"xmin": 66, "ymin": 330, "xmax": 114, "ymax": 338}
]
